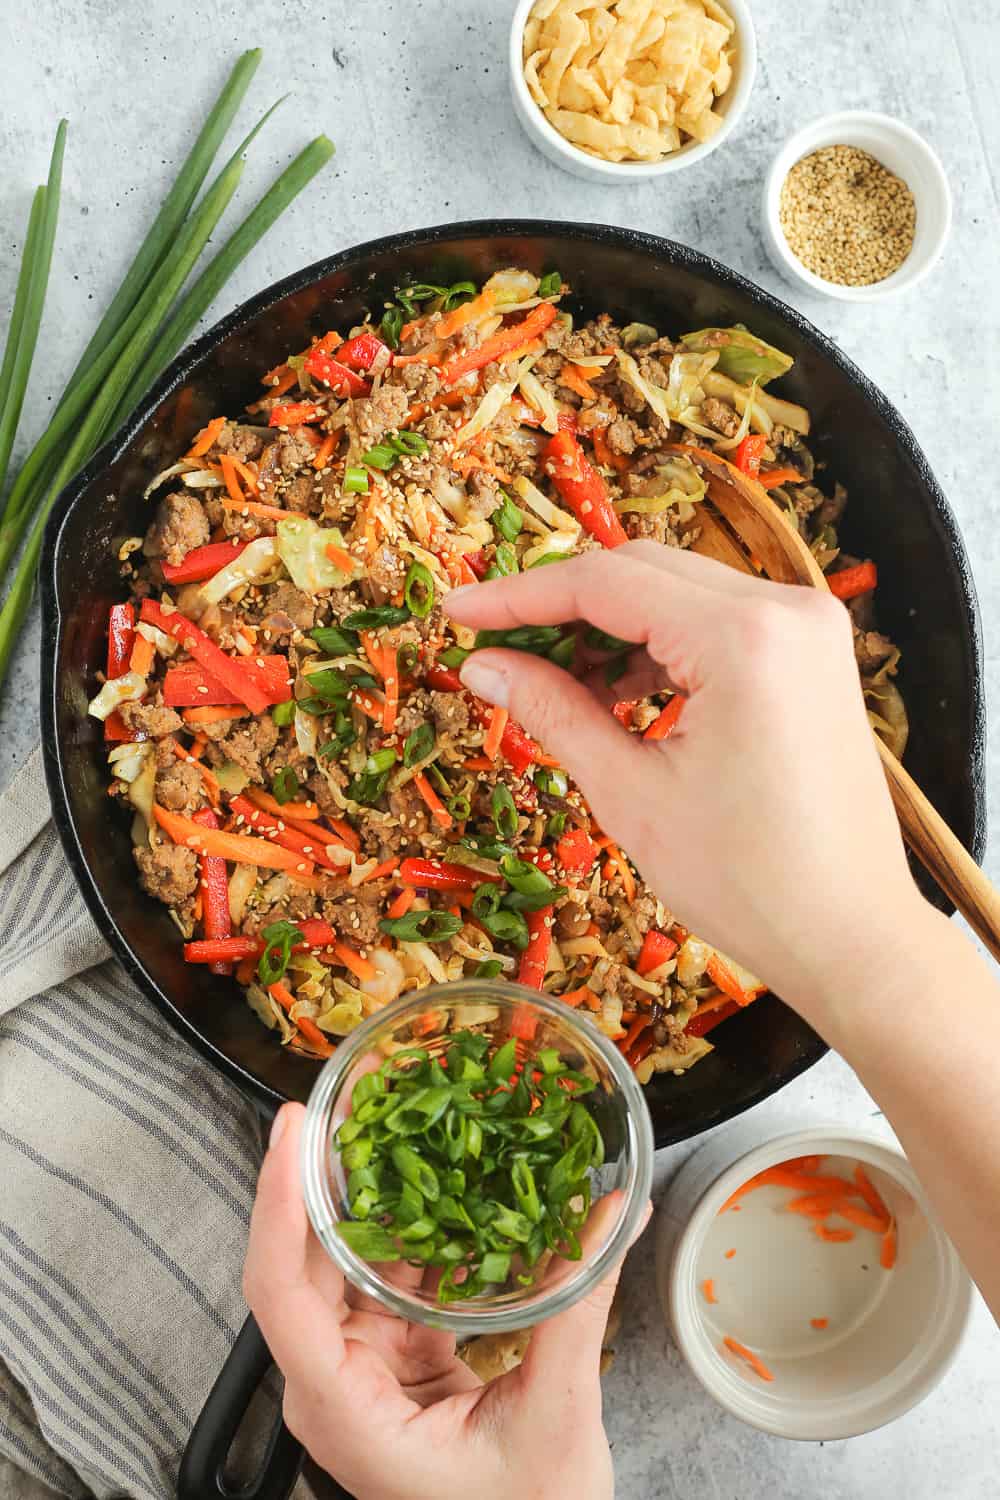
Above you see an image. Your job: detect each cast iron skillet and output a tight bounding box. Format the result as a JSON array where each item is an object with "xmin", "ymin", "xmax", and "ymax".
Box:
[{"xmin": 40, "ymin": 222, "xmax": 986, "ymax": 1498}]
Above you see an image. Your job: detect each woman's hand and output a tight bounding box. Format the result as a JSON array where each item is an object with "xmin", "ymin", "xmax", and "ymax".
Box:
[
  {"xmin": 446, "ymin": 542, "xmax": 922, "ymax": 1037},
  {"xmin": 244, "ymin": 1104, "xmax": 636, "ymax": 1500}
]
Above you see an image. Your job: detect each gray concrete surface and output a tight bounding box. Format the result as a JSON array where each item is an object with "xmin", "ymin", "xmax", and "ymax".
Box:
[{"xmin": 0, "ymin": 1, "xmax": 996, "ymax": 1495}]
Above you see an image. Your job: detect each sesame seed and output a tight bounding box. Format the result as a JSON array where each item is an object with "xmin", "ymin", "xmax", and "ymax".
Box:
[
  {"xmin": 296, "ymin": 862, "xmax": 307, "ymax": 872},
  {"xmin": 779, "ymin": 145, "xmax": 916, "ymax": 286},
  {"xmin": 197, "ymin": 685, "xmax": 209, "ymax": 695}
]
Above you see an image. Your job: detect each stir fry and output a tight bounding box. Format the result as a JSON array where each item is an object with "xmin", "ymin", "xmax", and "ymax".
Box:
[{"xmin": 94, "ymin": 267, "xmax": 906, "ymax": 1082}]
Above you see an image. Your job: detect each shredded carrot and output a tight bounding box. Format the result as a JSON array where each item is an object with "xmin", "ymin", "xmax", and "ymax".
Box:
[
  {"xmin": 334, "ymin": 942, "xmax": 376, "ymax": 983},
  {"xmin": 268, "ymin": 982, "xmax": 333, "ymax": 1056},
  {"xmin": 786, "ymin": 1155, "xmax": 825, "ymax": 1175},
  {"xmin": 386, "ymin": 887, "xmax": 416, "ymax": 921},
  {"xmin": 312, "ymin": 432, "xmax": 338, "ymax": 469},
  {"xmin": 263, "ymin": 367, "xmax": 298, "ymax": 399},
  {"xmin": 786, "ymin": 1197, "xmax": 838, "ymax": 1219},
  {"xmin": 186, "ymin": 415, "xmax": 226, "ymax": 458},
  {"xmin": 413, "ymin": 772, "xmax": 453, "ymax": 830},
  {"xmin": 405, "ymin": 389, "xmax": 467, "ymax": 426},
  {"xmin": 268, "ymin": 980, "xmax": 296, "ymax": 1010},
  {"xmin": 129, "ymin": 634, "xmax": 155, "ymax": 676},
  {"xmin": 559, "ymin": 362, "xmax": 598, "ymax": 401},
  {"xmin": 244, "ymin": 789, "xmax": 321, "ymax": 822},
  {"xmin": 880, "ymin": 1220, "xmax": 898, "ymax": 1269},
  {"xmin": 382, "ymin": 648, "xmax": 399, "ymax": 734},
  {"xmin": 326, "ymin": 817, "xmax": 362, "ymax": 855},
  {"xmin": 463, "ymin": 756, "xmax": 492, "ymax": 772},
  {"xmin": 413, "ymin": 1010, "xmax": 442, "ymax": 1038},
  {"xmin": 853, "ymin": 1164, "xmax": 893, "ymax": 1227},
  {"xmin": 182, "ymin": 705, "xmax": 247, "ymax": 726},
  {"xmin": 603, "ymin": 844, "xmax": 636, "ymax": 903},
  {"xmin": 218, "ymin": 454, "xmax": 246, "ymax": 507},
  {"xmin": 835, "ymin": 1202, "xmax": 891, "ymax": 1234},
  {"xmin": 720, "ymin": 1167, "xmax": 857, "ymax": 1214},
  {"xmin": 810, "ymin": 1318, "xmax": 829, "ymax": 1330},
  {"xmin": 452, "ymin": 452, "xmax": 515, "ymax": 484},
  {"xmin": 559, "ymin": 986, "xmax": 601, "ymax": 1010},
  {"xmin": 483, "ymin": 705, "xmax": 509, "ymax": 761},
  {"xmin": 358, "ymin": 630, "xmax": 387, "ymax": 679},
  {"xmin": 229, "ymin": 457, "xmax": 260, "ymax": 496},
  {"xmin": 154, "ymin": 803, "xmax": 312, "ymax": 872},
  {"xmin": 690, "ymin": 992, "xmax": 739, "ymax": 1025},
  {"xmin": 220, "ymin": 495, "xmax": 295, "ymax": 523},
  {"xmin": 813, "ymin": 1224, "xmax": 855, "ymax": 1243},
  {"xmin": 619, "ymin": 1015, "xmax": 651, "ymax": 1055},
  {"xmin": 724, "ymin": 1249, "xmax": 737, "ymax": 1260},
  {"xmin": 436, "ymin": 287, "xmax": 495, "ymax": 341},
  {"xmin": 353, "ymin": 687, "xmax": 385, "ymax": 722},
  {"xmin": 701, "ymin": 1278, "xmax": 718, "ymax": 1305},
  {"xmin": 325, "ymin": 540, "xmax": 356, "ymax": 574},
  {"xmin": 723, "ymin": 1338, "xmax": 774, "ymax": 1383},
  {"xmin": 361, "ymin": 858, "xmax": 399, "ymax": 884}
]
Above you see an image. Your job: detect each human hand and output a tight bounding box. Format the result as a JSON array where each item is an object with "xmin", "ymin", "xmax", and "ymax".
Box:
[
  {"xmin": 446, "ymin": 543, "xmax": 924, "ymax": 1036},
  {"xmin": 244, "ymin": 1103, "xmax": 639, "ymax": 1500}
]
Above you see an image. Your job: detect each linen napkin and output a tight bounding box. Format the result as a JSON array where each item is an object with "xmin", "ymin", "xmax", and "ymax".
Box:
[{"xmin": 0, "ymin": 748, "xmax": 318, "ymax": 1500}]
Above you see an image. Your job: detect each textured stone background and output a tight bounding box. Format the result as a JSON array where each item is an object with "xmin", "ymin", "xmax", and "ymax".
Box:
[{"xmin": 0, "ymin": 1, "xmax": 996, "ymax": 1495}]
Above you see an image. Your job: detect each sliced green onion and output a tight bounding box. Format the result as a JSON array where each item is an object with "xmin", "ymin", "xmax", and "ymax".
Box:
[
  {"xmin": 343, "ymin": 605, "xmax": 409, "ymax": 630},
  {"xmin": 437, "ymin": 646, "xmax": 470, "ymax": 668},
  {"xmin": 546, "ymin": 812, "xmax": 568, "ymax": 839},
  {"xmin": 538, "ymin": 270, "xmax": 563, "ymax": 298},
  {"xmin": 258, "ymin": 919, "xmax": 304, "ymax": 986},
  {"xmin": 527, "ymin": 552, "xmax": 570, "ymax": 568},
  {"xmin": 447, "ymin": 791, "xmax": 471, "ymax": 820},
  {"xmin": 381, "ymin": 305, "xmax": 403, "ymax": 349},
  {"xmin": 389, "ymin": 430, "xmax": 429, "ymax": 456},
  {"xmin": 443, "ymin": 280, "xmax": 477, "ymax": 309},
  {"xmin": 271, "ymin": 700, "xmax": 296, "ymax": 727},
  {"xmin": 491, "ymin": 784, "xmax": 518, "ymax": 840},
  {"xmin": 344, "ymin": 465, "xmax": 369, "ymax": 494},
  {"xmin": 360, "ymin": 443, "xmax": 396, "ymax": 470},
  {"xmin": 310, "ymin": 624, "xmax": 360, "ymax": 655},
  {"xmin": 473, "ymin": 625, "xmax": 564, "ymax": 655},
  {"xmin": 548, "ymin": 634, "xmax": 576, "ymax": 670},
  {"xmin": 271, "ymin": 767, "xmax": 300, "ymax": 804},
  {"xmin": 366, "ymin": 747, "xmax": 399, "ymax": 775},
  {"xmin": 380, "ymin": 910, "xmax": 463, "ymax": 944},
  {"xmin": 492, "ymin": 492, "xmax": 523, "ymax": 543},
  {"xmin": 473, "ymin": 959, "xmax": 503, "ymax": 979},
  {"xmin": 404, "ymin": 560, "xmax": 435, "ymax": 618},
  {"xmin": 398, "ymin": 641, "xmax": 420, "ymax": 674},
  {"xmin": 499, "ymin": 854, "xmax": 555, "ymax": 899},
  {"xmin": 535, "ymin": 767, "xmax": 568, "ymax": 798},
  {"xmin": 486, "ymin": 540, "xmax": 518, "ymax": 579},
  {"xmin": 585, "ymin": 625, "xmax": 638, "ymax": 654},
  {"xmin": 403, "ymin": 722, "xmax": 435, "ymax": 767}
]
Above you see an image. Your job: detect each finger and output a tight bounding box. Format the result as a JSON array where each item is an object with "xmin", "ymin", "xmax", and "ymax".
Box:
[
  {"xmin": 582, "ymin": 650, "xmax": 675, "ymax": 709},
  {"xmin": 460, "ymin": 650, "xmax": 652, "ymax": 839},
  {"xmin": 519, "ymin": 1194, "xmax": 649, "ymax": 1403},
  {"xmin": 244, "ymin": 1107, "xmax": 351, "ymax": 1379},
  {"xmin": 446, "ymin": 541, "xmax": 779, "ymax": 638},
  {"xmin": 345, "ymin": 1258, "xmax": 426, "ymax": 1317}
]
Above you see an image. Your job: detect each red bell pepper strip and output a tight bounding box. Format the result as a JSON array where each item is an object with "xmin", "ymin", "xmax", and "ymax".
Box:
[
  {"xmin": 517, "ymin": 907, "xmax": 553, "ymax": 991},
  {"xmin": 636, "ymin": 929, "xmax": 679, "ymax": 976},
  {"xmin": 463, "ymin": 550, "xmax": 489, "ymax": 580},
  {"xmin": 336, "ymin": 333, "xmax": 391, "ymax": 371},
  {"xmin": 399, "ymin": 857, "xmax": 503, "ymax": 892},
  {"xmin": 303, "ymin": 347, "xmax": 372, "ymax": 398},
  {"xmin": 183, "ymin": 918, "xmax": 340, "ymax": 965},
  {"xmin": 424, "ymin": 665, "xmax": 465, "ymax": 694},
  {"xmin": 104, "ymin": 604, "xmax": 138, "ymax": 743},
  {"xmin": 686, "ymin": 999, "xmax": 740, "ymax": 1038},
  {"xmin": 827, "ymin": 561, "xmax": 878, "ymax": 601},
  {"xmin": 141, "ymin": 600, "xmax": 278, "ymax": 716},
  {"xmin": 556, "ymin": 828, "xmax": 600, "ymax": 877},
  {"xmin": 733, "ymin": 433, "xmax": 766, "ymax": 477},
  {"xmin": 229, "ymin": 795, "xmax": 341, "ymax": 872},
  {"xmin": 193, "ymin": 808, "xmax": 233, "ymax": 975},
  {"xmin": 162, "ymin": 654, "xmax": 291, "ymax": 709},
  {"xmin": 542, "ymin": 429, "xmax": 628, "ymax": 549},
  {"xmin": 268, "ymin": 401, "xmax": 326, "ymax": 428},
  {"xmin": 161, "ymin": 539, "xmax": 251, "ymax": 585},
  {"xmin": 442, "ymin": 303, "xmax": 558, "ymax": 385},
  {"xmin": 643, "ymin": 695, "xmax": 686, "ymax": 742}
]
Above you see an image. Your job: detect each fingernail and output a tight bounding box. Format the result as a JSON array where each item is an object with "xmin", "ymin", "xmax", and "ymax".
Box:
[
  {"xmin": 460, "ymin": 658, "xmax": 510, "ymax": 707},
  {"xmin": 268, "ymin": 1105, "xmax": 289, "ymax": 1153}
]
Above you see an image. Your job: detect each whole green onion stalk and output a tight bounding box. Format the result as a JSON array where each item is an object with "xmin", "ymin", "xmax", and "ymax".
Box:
[{"xmin": 0, "ymin": 49, "xmax": 334, "ymax": 694}]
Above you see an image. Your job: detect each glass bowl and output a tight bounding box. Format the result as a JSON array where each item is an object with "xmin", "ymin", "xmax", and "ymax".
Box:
[{"xmin": 300, "ymin": 979, "xmax": 654, "ymax": 1334}]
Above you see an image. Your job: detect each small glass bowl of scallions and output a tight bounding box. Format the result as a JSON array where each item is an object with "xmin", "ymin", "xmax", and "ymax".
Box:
[{"xmin": 300, "ymin": 980, "xmax": 654, "ymax": 1333}]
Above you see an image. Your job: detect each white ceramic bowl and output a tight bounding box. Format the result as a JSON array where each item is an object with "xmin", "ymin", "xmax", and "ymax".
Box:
[
  {"xmin": 762, "ymin": 111, "xmax": 952, "ymax": 302},
  {"xmin": 656, "ymin": 1120, "xmax": 972, "ymax": 1440},
  {"xmin": 508, "ymin": 0, "xmax": 757, "ymax": 184}
]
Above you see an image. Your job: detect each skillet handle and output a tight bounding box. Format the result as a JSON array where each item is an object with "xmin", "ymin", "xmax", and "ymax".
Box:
[{"xmin": 179, "ymin": 1312, "xmax": 349, "ymax": 1500}]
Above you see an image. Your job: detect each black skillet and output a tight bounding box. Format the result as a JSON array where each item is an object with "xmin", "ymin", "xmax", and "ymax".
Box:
[{"xmin": 39, "ymin": 223, "xmax": 987, "ymax": 1498}]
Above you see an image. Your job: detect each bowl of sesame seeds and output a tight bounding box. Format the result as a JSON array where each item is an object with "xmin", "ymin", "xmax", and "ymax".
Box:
[{"xmin": 762, "ymin": 111, "xmax": 951, "ymax": 301}]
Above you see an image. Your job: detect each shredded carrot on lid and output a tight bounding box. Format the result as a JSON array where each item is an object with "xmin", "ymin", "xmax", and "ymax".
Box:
[
  {"xmin": 880, "ymin": 1220, "xmax": 898, "ymax": 1269},
  {"xmin": 810, "ymin": 1318, "xmax": 829, "ymax": 1330},
  {"xmin": 813, "ymin": 1224, "xmax": 854, "ymax": 1243},
  {"xmin": 701, "ymin": 1279, "xmax": 718, "ymax": 1305},
  {"xmin": 724, "ymin": 1249, "xmax": 736, "ymax": 1260},
  {"xmin": 722, "ymin": 1338, "xmax": 774, "ymax": 1382}
]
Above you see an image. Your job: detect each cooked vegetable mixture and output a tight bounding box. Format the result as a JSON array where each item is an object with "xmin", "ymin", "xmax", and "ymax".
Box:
[
  {"xmin": 335, "ymin": 1030, "xmax": 605, "ymax": 1301},
  {"xmin": 95, "ymin": 267, "xmax": 907, "ymax": 1081}
]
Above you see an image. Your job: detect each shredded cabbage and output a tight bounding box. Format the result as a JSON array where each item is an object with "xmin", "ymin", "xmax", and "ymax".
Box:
[
  {"xmin": 621, "ymin": 322, "xmax": 658, "ymax": 348},
  {"xmin": 199, "ymin": 537, "xmax": 280, "ymax": 605},
  {"xmin": 512, "ymin": 474, "xmax": 578, "ymax": 533},
  {"xmin": 294, "ymin": 706, "xmax": 318, "ymax": 758},
  {"xmin": 680, "ymin": 326, "xmax": 794, "ymax": 387},
  {"xmin": 484, "ymin": 268, "xmax": 540, "ymax": 305},
  {"xmin": 214, "ymin": 760, "xmax": 250, "ymax": 795},
  {"xmin": 615, "ymin": 349, "xmax": 718, "ymax": 439},
  {"xmin": 228, "ymin": 864, "xmax": 257, "ymax": 925},
  {"xmin": 135, "ymin": 621, "xmax": 178, "ymax": 656},
  {"xmin": 712, "ymin": 379, "xmax": 758, "ymax": 454},
  {"xmin": 276, "ymin": 517, "xmax": 353, "ymax": 594},
  {"xmin": 702, "ymin": 370, "xmax": 808, "ymax": 436},
  {"xmin": 107, "ymin": 741, "xmax": 151, "ymax": 783},
  {"xmin": 517, "ymin": 368, "xmax": 560, "ymax": 434},
  {"xmin": 127, "ymin": 755, "xmax": 157, "ymax": 823},
  {"xmin": 522, "ymin": 529, "xmax": 580, "ymax": 566},
  {"xmin": 180, "ymin": 469, "xmax": 225, "ymax": 489},
  {"xmin": 454, "ymin": 364, "xmax": 523, "ymax": 447},
  {"xmin": 143, "ymin": 460, "xmax": 201, "ymax": 500},
  {"xmin": 87, "ymin": 672, "xmax": 146, "ymax": 721}
]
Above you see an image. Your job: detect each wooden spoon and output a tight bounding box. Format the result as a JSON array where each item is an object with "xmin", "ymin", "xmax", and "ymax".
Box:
[{"xmin": 680, "ymin": 447, "xmax": 1000, "ymax": 962}]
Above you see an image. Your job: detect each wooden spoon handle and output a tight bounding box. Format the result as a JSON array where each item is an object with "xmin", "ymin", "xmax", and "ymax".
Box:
[{"xmin": 877, "ymin": 737, "xmax": 1000, "ymax": 961}]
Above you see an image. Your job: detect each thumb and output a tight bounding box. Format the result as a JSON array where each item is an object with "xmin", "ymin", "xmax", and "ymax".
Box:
[{"xmin": 460, "ymin": 650, "xmax": 650, "ymax": 834}]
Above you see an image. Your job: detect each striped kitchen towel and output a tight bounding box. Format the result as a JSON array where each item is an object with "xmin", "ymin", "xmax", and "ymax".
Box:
[{"xmin": 0, "ymin": 748, "xmax": 316, "ymax": 1500}]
